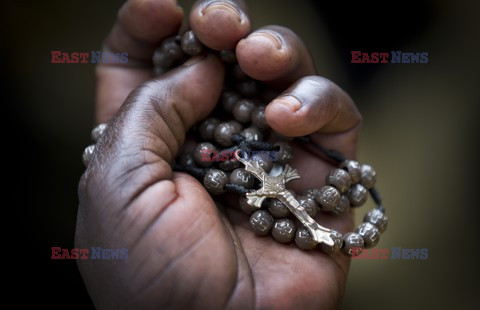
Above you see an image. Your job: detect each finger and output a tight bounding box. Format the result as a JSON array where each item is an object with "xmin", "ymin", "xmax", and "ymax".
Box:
[
  {"xmin": 96, "ymin": 0, "xmax": 183, "ymax": 123},
  {"xmin": 265, "ymin": 76, "xmax": 362, "ymax": 157},
  {"xmin": 190, "ymin": 0, "xmax": 251, "ymax": 50},
  {"xmin": 84, "ymin": 54, "xmax": 225, "ymax": 205},
  {"xmin": 236, "ymin": 25, "xmax": 316, "ymax": 88}
]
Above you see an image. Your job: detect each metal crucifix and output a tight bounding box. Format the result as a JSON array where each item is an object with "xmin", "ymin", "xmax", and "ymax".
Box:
[{"xmin": 235, "ymin": 151, "xmax": 334, "ymax": 246}]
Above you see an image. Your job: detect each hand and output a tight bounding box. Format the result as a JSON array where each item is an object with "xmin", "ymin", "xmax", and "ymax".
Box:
[{"xmin": 76, "ymin": 0, "xmax": 362, "ymax": 309}]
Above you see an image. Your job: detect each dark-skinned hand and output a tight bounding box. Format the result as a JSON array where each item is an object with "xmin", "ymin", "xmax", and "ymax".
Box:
[{"xmin": 76, "ymin": 0, "xmax": 362, "ymax": 309}]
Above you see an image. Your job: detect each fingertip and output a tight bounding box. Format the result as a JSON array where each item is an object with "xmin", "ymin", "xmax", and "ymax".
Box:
[
  {"xmin": 236, "ymin": 31, "xmax": 295, "ymax": 81},
  {"xmin": 265, "ymin": 76, "xmax": 361, "ymax": 137},
  {"xmin": 119, "ymin": 0, "xmax": 183, "ymax": 43},
  {"xmin": 265, "ymin": 95, "xmax": 315, "ymax": 137},
  {"xmin": 190, "ymin": 0, "xmax": 251, "ymax": 50}
]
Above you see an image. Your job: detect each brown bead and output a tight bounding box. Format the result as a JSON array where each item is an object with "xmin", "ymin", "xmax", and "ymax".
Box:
[
  {"xmin": 249, "ymin": 210, "xmax": 274, "ymax": 236},
  {"xmin": 274, "ymin": 142, "xmax": 293, "ymax": 165},
  {"xmin": 229, "ymin": 168, "xmax": 254, "ymax": 188},
  {"xmin": 332, "ymin": 195, "xmax": 350, "ymax": 216},
  {"xmin": 178, "ymin": 153, "xmax": 195, "ymax": 167},
  {"xmin": 241, "ymin": 126, "xmax": 262, "ymax": 141},
  {"xmin": 233, "ymin": 99, "xmax": 256, "ymax": 123},
  {"xmin": 326, "ymin": 168, "xmax": 352, "ymax": 194},
  {"xmin": 360, "ymin": 164, "xmax": 376, "ymax": 189},
  {"xmin": 315, "ymin": 186, "xmax": 341, "ymax": 212},
  {"xmin": 203, "ymin": 169, "xmax": 228, "ymax": 195},
  {"xmin": 297, "ymin": 196, "xmax": 318, "ymax": 218},
  {"xmin": 197, "ymin": 117, "xmax": 220, "ymax": 141},
  {"xmin": 251, "ymin": 152, "xmax": 273, "ymax": 173},
  {"xmin": 221, "ymin": 91, "xmax": 240, "ymax": 112},
  {"xmin": 251, "ymin": 105, "xmax": 269, "ymax": 130},
  {"xmin": 220, "ymin": 50, "xmax": 236, "ymax": 64},
  {"xmin": 347, "ymin": 184, "xmax": 368, "ymax": 207},
  {"xmin": 267, "ymin": 199, "xmax": 291, "ymax": 218},
  {"xmin": 228, "ymin": 120, "xmax": 243, "ymax": 132},
  {"xmin": 341, "ymin": 232, "xmax": 365, "ymax": 257},
  {"xmin": 217, "ymin": 158, "xmax": 241, "ymax": 171},
  {"xmin": 304, "ymin": 188, "xmax": 321, "ymax": 200},
  {"xmin": 295, "ymin": 226, "xmax": 317, "ymax": 250},
  {"xmin": 239, "ymin": 196, "xmax": 258, "ymax": 215},
  {"xmin": 356, "ymin": 222, "xmax": 380, "ymax": 248},
  {"xmin": 214, "ymin": 122, "xmax": 240, "ymax": 147},
  {"xmin": 340, "ymin": 160, "xmax": 362, "ymax": 184},
  {"xmin": 153, "ymin": 65, "xmax": 166, "ymax": 76},
  {"xmin": 153, "ymin": 36, "xmax": 184, "ymax": 68},
  {"xmin": 236, "ymin": 79, "xmax": 258, "ymax": 97},
  {"xmin": 193, "ymin": 142, "xmax": 217, "ymax": 167},
  {"xmin": 271, "ymin": 218, "xmax": 296, "ymax": 243},
  {"xmin": 181, "ymin": 30, "xmax": 203, "ymax": 56}
]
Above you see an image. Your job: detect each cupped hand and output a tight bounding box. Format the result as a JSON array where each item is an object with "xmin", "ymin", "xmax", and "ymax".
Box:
[{"xmin": 76, "ymin": 0, "xmax": 362, "ymax": 309}]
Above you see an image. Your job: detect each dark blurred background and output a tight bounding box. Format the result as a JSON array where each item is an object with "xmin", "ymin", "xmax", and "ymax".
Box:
[{"xmin": 4, "ymin": 0, "xmax": 479, "ymax": 308}]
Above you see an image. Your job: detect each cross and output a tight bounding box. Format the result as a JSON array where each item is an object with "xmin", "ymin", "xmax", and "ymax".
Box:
[{"xmin": 235, "ymin": 151, "xmax": 334, "ymax": 246}]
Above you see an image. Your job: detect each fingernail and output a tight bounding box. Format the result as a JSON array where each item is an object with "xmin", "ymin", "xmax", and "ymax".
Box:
[
  {"xmin": 202, "ymin": 1, "xmax": 242, "ymax": 22},
  {"xmin": 247, "ymin": 31, "xmax": 283, "ymax": 49},
  {"xmin": 183, "ymin": 54, "xmax": 207, "ymax": 66},
  {"xmin": 272, "ymin": 95, "xmax": 302, "ymax": 112}
]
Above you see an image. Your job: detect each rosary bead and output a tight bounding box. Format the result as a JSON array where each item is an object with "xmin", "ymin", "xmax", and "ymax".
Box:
[
  {"xmin": 203, "ymin": 169, "xmax": 228, "ymax": 195},
  {"xmin": 274, "ymin": 141, "xmax": 293, "ymax": 165},
  {"xmin": 360, "ymin": 164, "xmax": 376, "ymax": 189},
  {"xmin": 153, "ymin": 65, "xmax": 166, "ymax": 76},
  {"xmin": 236, "ymin": 79, "xmax": 258, "ymax": 97},
  {"xmin": 364, "ymin": 209, "xmax": 388, "ymax": 233},
  {"xmin": 178, "ymin": 153, "xmax": 195, "ymax": 167},
  {"xmin": 91, "ymin": 123, "xmax": 107, "ymax": 142},
  {"xmin": 214, "ymin": 122, "xmax": 240, "ymax": 147},
  {"xmin": 272, "ymin": 218, "xmax": 296, "ymax": 243},
  {"xmin": 239, "ymin": 196, "xmax": 258, "ymax": 215},
  {"xmin": 315, "ymin": 186, "xmax": 341, "ymax": 212},
  {"xmin": 332, "ymin": 195, "xmax": 350, "ymax": 216},
  {"xmin": 356, "ymin": 222, "xmax": 380, "ymax": 248},
  {"xmin": 267, "ymin": 199, "xmax": 291, "ymax": 218},
  {"xmin": 153, "ymin": 36, "xmax": 184, "ymax": 68},
  {"xmin": 340, "ymin": 160, "xmax": 362, "ymax": 184},
  {"xmin": 304, "ymin": 188, "xmax": 321, "ymax": 200},
  {"xmin": 217, "ymin": 158, "xmax": 241, "ymax": 171},
  {"xmin": 297, "ymin": 196, "xmax": 318, "ymax": 218},
  {"xmin": 251, "ymin": 105, "xmax": 269, "ymax": 130},
  {"xmin": 229, "ymin": 168, "xmax": 255, "ymax": 188},
  {"xmin": 181, "ymin": 30, "xmax": 203, "ymax": 56},
  {"xmin": 82, "ymin": 145, "xmax": 95, "ymax": 167},
  {"xmin": 295, "ymin": 226, "xmax": 317, "ymax": 250},
  {"xmin": 241, "ymin": 126, "xmax": 262, "ymax": 141},
  {"xmin": 326, "ymin": 169, "xmax": 352, "ymax": 194},
  {"xmin": 197, "ymin": 117, "xmax": 220, "ymax": 141},
  {"xmin": 251, "ymin": 152, "xmax": 273, "ymax": 173},
  {"xmin": 250, "ymin": 210, "xmax": 274, "ymax": 236},
  {"xmin": 193, "ymin": 142, "xmax": 217, "ymax": 167},
  {"xmin": 221, "ymin": 91, "xmax": 240, "ymax": 112},
  {"xmin": 320, "ymin": 230, "xmax": 343, "ymax": 254},
  {"xmin": 220, "ymin": 50, "xmax": 236, "ymax": 64},
  {"xmin": 233, "ymin": 99, "xmax": 256, "ymax": 123},
  {"xmin": 228, "ymin": 120, "xmax": 243, "ymax": 132},
  {"xmin": 341, "ymin": 232, "xmax": 365, "ymax": 257},
  {"xmin": 347, "ymin": 183, "xmax": 368, "ymax": 207}
]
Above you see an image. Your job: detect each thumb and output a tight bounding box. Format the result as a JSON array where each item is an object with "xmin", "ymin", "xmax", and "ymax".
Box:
[
  {"xmin": 81, "ymin": 54, "xmax": 225, "ymax": 206},
  {"xmin": 265, "ymin": 76, "xmax": 362, "ymax": 158}
]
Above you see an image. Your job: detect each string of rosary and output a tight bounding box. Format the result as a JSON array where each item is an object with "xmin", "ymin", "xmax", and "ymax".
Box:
[{"xmin": 83, "ymin": 30, "xmax": 388, "ymax": 257}]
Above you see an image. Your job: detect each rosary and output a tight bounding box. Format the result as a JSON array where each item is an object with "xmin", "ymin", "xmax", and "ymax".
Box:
[{"xmin": 83, "ymin": 30, "xmax": 388, "ymax": 257}]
